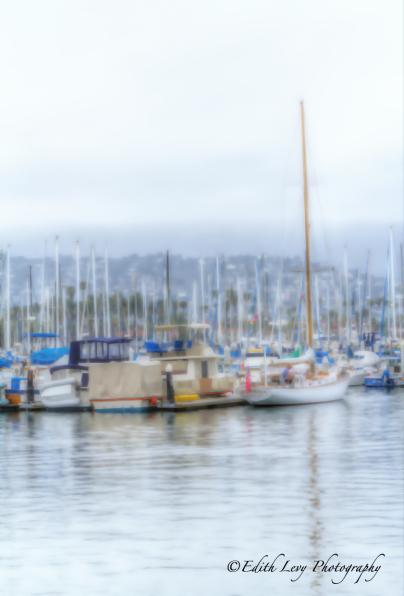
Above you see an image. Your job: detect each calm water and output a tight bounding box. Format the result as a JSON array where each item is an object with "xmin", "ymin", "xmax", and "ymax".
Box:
[{"xmin": 0, "ymin": 388, "xmax": 402, "ymax": 596}]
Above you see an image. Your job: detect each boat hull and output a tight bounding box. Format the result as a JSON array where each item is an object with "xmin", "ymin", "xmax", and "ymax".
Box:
[
  {"xmin": 91, "ymin": 396, "xmax": 160, "ymax": 412},
  {"xmin": 247, "ymin": 376, "xmax": 349, "ymax": 406},
  {"xmin": 245, "ymin": 386, "xmax": 273, "ymax": 406},
  {"xmin": 364, "ymin": 377, "xmax": 399, "ymax": 388},
  {"xmin": 39, "ymin": 377, "xmax": 82, "ymax": 409},
  {"xmin": 348, "ymin": 371, "xmax": 366, "ymax": 387}
]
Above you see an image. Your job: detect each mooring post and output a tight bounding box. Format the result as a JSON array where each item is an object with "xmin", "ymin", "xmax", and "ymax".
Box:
[
  {"xmin": 165, "ymin": 364, "xmax": 175, "ymax": 404},
  {"xmin": 27, "ymin": 368, "xmax": 35, "ymax": 404}
]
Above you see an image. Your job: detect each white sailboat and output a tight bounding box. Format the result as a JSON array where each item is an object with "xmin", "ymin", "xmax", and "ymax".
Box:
[{"xmin": 247, "ymin": 101, "xmax": 349, "ymax": 406}]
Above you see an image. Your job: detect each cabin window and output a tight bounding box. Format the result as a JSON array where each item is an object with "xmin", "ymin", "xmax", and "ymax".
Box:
[
  {"xmin": 89, "ymin": 343, "xmax": 97, "ymax": 360},
  {"xmin": 109, "ymin": 343, "xmax": 121, "ymax": 360},
  {"xmin": 96, "ymin": 342, "xmax": 107, "ymax": 360},
  {"xmin": 80, "ymin": 342, "xmax": 90, "ymax": 360},
  {"xmin": 201, "ymin": 360, "xmax": 208, "ymax": 378}
]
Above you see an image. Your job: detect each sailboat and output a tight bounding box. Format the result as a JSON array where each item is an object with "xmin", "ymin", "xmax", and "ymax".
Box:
[{"xmin": 247, "ymin": 101, "xmax": 349, "ymax": 406}]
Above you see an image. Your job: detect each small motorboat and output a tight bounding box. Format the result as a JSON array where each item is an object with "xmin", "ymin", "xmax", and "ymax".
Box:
[
  {"xmin": 364, "ymin": 369, "xmax": 404, "ymax": 389},
  {"xmin": 143, "ymin": 324, "xmax": 237, "ymax": 405},
  {"xmin": 38, "ymin": 337, "xmax": 133, "ymax": 410}
]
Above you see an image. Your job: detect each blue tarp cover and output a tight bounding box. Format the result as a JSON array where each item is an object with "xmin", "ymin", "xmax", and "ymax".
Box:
[
  {"xmin": 31, "ymin": 347, "xmax": 69, "ymax": 365},
  {"xmin": 0, "ymin": 357, "xmax": 13, "ymax": 368}
]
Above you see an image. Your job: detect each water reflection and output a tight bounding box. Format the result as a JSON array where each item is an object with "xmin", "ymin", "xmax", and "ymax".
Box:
[
  {"xmin": 307, "ymin": 411, "xmax": 323, "ymax": 595},
  {"xmin": 0, "ymin": 389, "xmax": 402, "ymax": 596}
]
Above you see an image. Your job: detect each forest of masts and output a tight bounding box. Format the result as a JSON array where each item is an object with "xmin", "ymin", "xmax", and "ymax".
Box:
[{"xmin": 0, "ymin": 231, "xmax": 403, "ymax": 354}]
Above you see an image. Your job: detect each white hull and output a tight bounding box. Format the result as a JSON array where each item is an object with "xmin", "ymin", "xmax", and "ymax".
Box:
[
  {"xmin": 247, "ymin": 376, "xmax": 349, "ymax": 406},
  {"xmin": 39, "ymin": 377, "xmax": 85, "ymax": 409},
  {"xmin": 348, "ymin": 371, "xmax": 366, "ymax": 387},
  {"xmin": 244, "ymin": 387, "xmax": 272, "ymax": 405}
]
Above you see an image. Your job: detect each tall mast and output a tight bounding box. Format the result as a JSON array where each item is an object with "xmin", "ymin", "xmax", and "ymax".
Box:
[
  {"xmin": 314, "ymin": 274, "xmax": 321, "ymax": 344},
  {"xmin": 75, "ymin": 240, "xmax": 80, "ymax": 340},
  {"xmin": 45, "ymin": 287, "xmax": 50, "ymax": 334},
  {"xmin": 55, "ymin": 236, "xmax": 60, "ymax": 346},
  {"xmin": 39, "ymin": 243, "xmax": 46, "ymax": 333},
  {"xmin": 295, "ymin": 272, "xmax": 304, "ymax": 346},
  {"xmin": 133, "ymin": 273, "xmax": 138, "ymax": 351},
  {"xmin": 255, "ymin": 258, "xmax": 263, "ymax": 345},
  {"xmin": 216, "ymin": 257, "xmax": 222, "ymax": 346},
  {"xmin": 126, "ymin": 290, "xmax": 130, "ymax": 337},
  {"xmin": 104, "ymin": 247, "xmax": 111, "ymax": 336},
  {"xmin": 360, "ymin": 251, "xmax": 370, "ymax": 339},
  {"xmin": 80, "ymin": 261, "xmax": 90, "ymax": 336},
  {"xmin": 102, "ymin": 286, "xmax": 107, "ymax": 336},
  {"xmin": 5, "ymin": 245, "xmax": 11, "ymax": 351},
  {"xmin": 116, "ymin": 291, "xmax": 121, "ymax": 336},
  {"xmin": 91, "ymin": 246, "xmax": 98, "ymax": 336},
  {"xmin": 300, "ymin": 101, "xmax": 313, "ymax": 348},
  {"xmin": 142, "ymin": 280, "xmax": 148, "ymax": 340},
  {"xmin": 62, "ymin": 286, "xmax": 67, "ymax": 344},
  {"xmin": 192, "ymin": 281, "xmax": 198, "ymax": 324},
  {"xmin": 343, "ymin": 247, "xmax": 350, "ymax": 344},
  {"xmin": 26, "ymin": 277, "xmax": 31, "ymax": 354},
  {"xmin": 335, "ymin": 270, "xmax": 342, "ymax": 343},
  {"xmin": 236, "ymin": 275, "xmax": 243, "ymax": 344},
  {"xmin": 400, "ymin": 244, "xmax": 404, "ymax": 340},
  {"xmin": 151, "ymin": 286, "xmax": 156, "ymax": 339},
  {"xmin": 25, "ymin": 264, "xmax": 33, "ymax": 354},
  {"xmin": 199, "ymin": 258, "xmax": 206, "ymax": 340},
  {"xmin": 368, "ymin": 271, "xmax": 372, "ymax": 335},
  {"xmin": 326, "ymin": 282, "xmax": 330, "ymax": 348},
  {"xmin": 206, "ymin": 273, "xmax": 212, "ymax": 335},
  {"xmin": 277, "ymin": 262, "xmax": 283, "ymax": 349},
  {"xmin": 166, "ymin": 250, "xmax": 171, "ymax": 324},
  {"xmin": 389, "ymin": 227, "xmax": 397, "ymax": 340}
]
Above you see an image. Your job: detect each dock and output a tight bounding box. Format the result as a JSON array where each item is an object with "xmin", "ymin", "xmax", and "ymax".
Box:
[
  {"xmin": 19, "ymin": 402, "xmax": 46, "ymax": 411},
  {"xmin": 0, "ymin": 397, "xmax": 247, "ymax": 414},
  {"xmin": 158, "ymin": 394, "xmax": 246, "ymax": 411},
  {"xmin": 0, "ymin": 402, "xmax": 45, "ymax": 412}
]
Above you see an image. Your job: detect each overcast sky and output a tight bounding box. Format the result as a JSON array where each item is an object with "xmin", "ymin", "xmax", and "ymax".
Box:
[{"xmin": 0, "ymin": 0, "xmax": 402, "ymax": 270}]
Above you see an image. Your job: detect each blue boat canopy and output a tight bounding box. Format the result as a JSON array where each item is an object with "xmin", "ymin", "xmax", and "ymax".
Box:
[
  {"xmin": 0, "ymin": 356, "xmax": 13, "ymax": 368},
  {"xmin": 31, "ymin": 332, "xmax": 59, "ymax": 339},
  {"xmin": 31, "ymin": 347, "xmax": 69, "ymax": 365},
  {"xmin": 144, "ymin": 339, "xmax": 191, "ymax": 354}
]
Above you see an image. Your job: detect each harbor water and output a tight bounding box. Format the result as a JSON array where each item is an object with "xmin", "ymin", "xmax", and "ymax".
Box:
[{"xmin": 0, "ymin": 388, "xmax": 402, "ymax": 596}]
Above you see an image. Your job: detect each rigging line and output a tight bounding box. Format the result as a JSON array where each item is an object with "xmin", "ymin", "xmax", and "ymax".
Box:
[{"xmin": 306, "ymin": 127, "xmax": 333, "ymax": 269}]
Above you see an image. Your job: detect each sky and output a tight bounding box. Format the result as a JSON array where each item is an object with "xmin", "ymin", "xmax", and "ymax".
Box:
[{"xmin": 0, "ymin": 0, "xmax": 402, "ymax": 271}]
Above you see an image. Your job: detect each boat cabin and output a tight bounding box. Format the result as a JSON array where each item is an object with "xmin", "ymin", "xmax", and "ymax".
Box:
[
  {"xmin": 50, "ymin": 338, "xmax": 133, "ymax": 383},
  {"xmin": 144, "ymin": 324, "xmax": 234, "ymax": 397}
]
